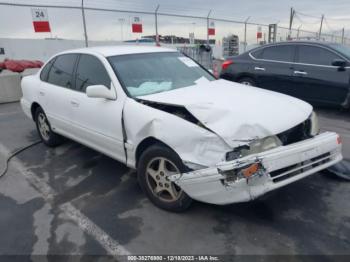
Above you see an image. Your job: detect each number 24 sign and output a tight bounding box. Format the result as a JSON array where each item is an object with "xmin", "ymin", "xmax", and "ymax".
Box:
[
  {"xmin": 31, "ymin": 8, "xmax": 49, "ymax": 21},
  {"xmin": 31, "ymin": 8, "xmax": 51, "ymax": 33}
]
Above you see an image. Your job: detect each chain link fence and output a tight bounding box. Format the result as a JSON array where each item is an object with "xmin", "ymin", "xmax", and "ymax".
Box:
[{"xmin": 0, "ymin": 1, "xmax": 349, "ymax": 69}]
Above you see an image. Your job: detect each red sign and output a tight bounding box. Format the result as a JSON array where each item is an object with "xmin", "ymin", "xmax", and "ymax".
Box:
[
  {"xmin": 257, "ymin": 32, "xmax": 262, "ymax": 39},
  {"xmin": 132, "ymin": 24, "xmax": 143, "ymax": 33},
  {"xmin": 208, "ymin": 28, "xmax": 215, "ymax": 36},
  {"xmin": 33, "ymin": 21, "xmax": 51, "ymax": 33},
  {"xmin": 31, "ymin": 8, "xmax": 51, "ymax": 33},
  {"xmin": 132, "ymin": 16, "xmax": 143, "ymax": 33},
  {"xmin": 208, "ymin": 21, "xmax": 215, "ymax": 36}
]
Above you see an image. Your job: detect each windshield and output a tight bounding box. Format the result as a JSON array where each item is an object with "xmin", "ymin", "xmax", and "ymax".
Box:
[
  {"xmin": 329, "ymin": 43, "xmax": 350, "ymax": 59},
  {"xmin": 108, "ymin": 52, "xmax": 215, "ymax": 97}
]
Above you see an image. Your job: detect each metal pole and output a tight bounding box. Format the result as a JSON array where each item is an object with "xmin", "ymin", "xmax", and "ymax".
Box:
[
  {"xmin": 81, "ymin": 0, "xmax": 88, "ymax": 47},
  {"xmin": 155, "ymin": 4, "xmax": 160, "ymax": 46},
  {"xmin": 207, "ymin": 10, "xmax": 212, "ymax": 45},
  {"xmin": 244, "ymin": 16, "xmax": 250, "ymax": 52},
  {"xmin": 318, "ymin": 14, "xmax": 324, "ymax": 40},
  {"xmin": 297, "ymin": 25, "xmax": 301, "ymax": 40},
  {"xmin": 288, "ymin": 7, "xmax": 294, "ymax": 40},
  {"xmin": 342, "ymin": 28, "xmax": 345, "ymax": 44}
]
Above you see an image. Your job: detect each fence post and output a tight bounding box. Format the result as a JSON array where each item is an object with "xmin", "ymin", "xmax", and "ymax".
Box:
[
  {"xmin": 206, "ymin": 10, "xmax": 212, "ymax": 45},
  {"xmin": 244, "ymin": 16, "xmax": 250, "ymax": 52},
  {"xmin": 342, "ymin": 28, "xmax": 345, "ymax": 44},
  {"xmin": 318, "ymin": 14, "xmax": 324, "ymax": 40},
  {"xmin": 155, "ymin": 5, "xmax": 160, "ymax": 46},
  {"xmin": 81, "ymin": 0, "xmax": 88, "ymax": 47}
]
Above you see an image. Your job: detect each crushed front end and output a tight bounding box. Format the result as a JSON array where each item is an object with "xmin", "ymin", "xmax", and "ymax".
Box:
[{"xmin": 170, "ymin": 132, "xmax": 342, "ymax": 205}]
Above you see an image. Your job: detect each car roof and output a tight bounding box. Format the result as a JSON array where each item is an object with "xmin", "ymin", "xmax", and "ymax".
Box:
[
  {"xmin": 254, "ymin": 41, "xmax": 338, "ymax": 49},
  {"xmin": 59, "ymin": 45, "xmax": 177, "ymax": 57},
  {"xmin": 245, "ymin": 41, "xmax": 341, "ymax": 56}
]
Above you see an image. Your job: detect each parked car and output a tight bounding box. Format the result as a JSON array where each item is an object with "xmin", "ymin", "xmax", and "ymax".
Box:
[
  {"xmin": 220, "ymin": 41, "xmax": 350, "ymax": 108},
  {"xmin": 21, "ymin": 46, "xmax": 342, "ymax": 212}
]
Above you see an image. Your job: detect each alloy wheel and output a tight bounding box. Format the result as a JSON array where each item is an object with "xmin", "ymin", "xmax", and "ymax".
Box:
[
  {"xmin": 37, "ymin": 112, "xmax": 50, "ymax": 141},
  {"xmin": 145, "ymin": 157, "xmax": 183, "ymax": 202}
]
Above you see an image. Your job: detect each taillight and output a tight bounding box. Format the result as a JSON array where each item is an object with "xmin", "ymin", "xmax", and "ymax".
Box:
[{"xmin": 222, "ymin": 60, "xmax": 233, "ymax": 70}]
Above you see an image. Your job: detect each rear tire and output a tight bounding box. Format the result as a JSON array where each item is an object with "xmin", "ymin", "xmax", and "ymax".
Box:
[
  {"xmin": 238, "ymin": 77, "xmax": 256, "ymax": 86},
  {"xmin": 137, "ymin": 144, "xmax": 193, "ymax": 212},
  {"xmin": 35, "ymin": 107, "xmax": 63, "ymax": 147}
]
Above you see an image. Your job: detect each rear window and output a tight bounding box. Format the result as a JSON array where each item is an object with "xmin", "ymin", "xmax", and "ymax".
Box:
[
  {"xmin": 40, "ymin": 58, "xmax": 55, "ymax": 81},
  {"xmin": 251, "ymin": 49, "xmax": 263, "ymax": 59},
  {"xmin": 47, "ymin": 54, "xmax": 78, "ymax": 89},
  {"xmin": 260, "ymin": 45, "xmax": 294, "ymax": 62}
]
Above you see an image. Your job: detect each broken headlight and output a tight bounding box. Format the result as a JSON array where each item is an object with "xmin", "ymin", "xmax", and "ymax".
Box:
[
  {"xmin": 226, "ymin": 135, "xmax": 282, "ymax": 161},
  {"xmin": 310, "ymin": 111, "xmax": 320, "ymax": 136}
]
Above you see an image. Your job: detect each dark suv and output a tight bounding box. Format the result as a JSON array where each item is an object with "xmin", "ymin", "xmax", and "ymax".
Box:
[{"xmin": 220, "ymin": 41, "xmax": 350, "ymax": 108}]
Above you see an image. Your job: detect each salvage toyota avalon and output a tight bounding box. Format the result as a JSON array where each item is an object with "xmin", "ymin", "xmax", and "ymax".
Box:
[{"xmin": 20, "ymin": 46, "xmax": 343, "ymax": 211}]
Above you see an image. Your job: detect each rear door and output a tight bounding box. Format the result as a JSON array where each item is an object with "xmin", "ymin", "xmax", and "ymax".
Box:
[
  {"xmin": 250, "ymin": 44, "xmax": 296, "ymax": 95},
  {"xmin": 37, "ymin": 57, "xmax": 55, "ymax": 109},
  {"xmin": 292, "ymin": 44, "xmax": 350, "ymax": 105},
  {"xmin": 42, "ymin": 53, "xmax": 78, "ymax": 134}
]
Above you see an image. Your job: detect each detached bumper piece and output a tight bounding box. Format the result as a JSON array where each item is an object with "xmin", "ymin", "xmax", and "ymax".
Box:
[{"xmin": 171, "ymin": 132, "xmax": 342, "ymax": 205}]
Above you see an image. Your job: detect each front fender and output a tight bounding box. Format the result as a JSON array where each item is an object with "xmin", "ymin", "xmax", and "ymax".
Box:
[{"xmin": 123, "ymin": 98, "xmax": 232, "ymax": 169}]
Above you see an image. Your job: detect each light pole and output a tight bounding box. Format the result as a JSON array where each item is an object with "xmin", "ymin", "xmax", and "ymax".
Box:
[
  {"xmin": 297, "ymin": 25, "xmax": 302, "ymax": 40},
  {"xmin": 244, "ymin": 16, "xmax": 250, "ymax": 52},
  {"xmin": 118, "ymin": 18, "xmax": 125, "ymax": 41},
  {"xmin": 190, "ymin": 22, "xmax": 196, "ymax": 45}
]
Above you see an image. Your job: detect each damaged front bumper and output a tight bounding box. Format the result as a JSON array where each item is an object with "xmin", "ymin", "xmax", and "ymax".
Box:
[{"xmin": 170, "ymin": 132, "xmax": 342, "ymax": 205}]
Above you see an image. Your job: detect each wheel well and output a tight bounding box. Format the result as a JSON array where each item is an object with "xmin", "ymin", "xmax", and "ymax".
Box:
[
  {"xmin": 30, "ymin": 102, "xmax": 41, "ymax": 121},
  {"xmin": 135, "ymin": 137, "xmax": 172, "ymax": 168},
  {"xmin": 236, "ymin": 74, "xmax": 255, "ymax": 83}
]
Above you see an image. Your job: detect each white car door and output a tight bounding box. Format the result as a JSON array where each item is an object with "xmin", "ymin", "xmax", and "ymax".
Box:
[
  {"xmin": 67, "ymin": 53, "xmax": 126, "ymax": 163},
  {"xmin": 40, "ymin": 54, "xmax": 79, "ymax": 135}
]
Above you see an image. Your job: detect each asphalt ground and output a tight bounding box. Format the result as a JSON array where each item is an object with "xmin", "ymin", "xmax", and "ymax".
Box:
[{"xmin": 0, "ymin": 102, "xmax": 349, "ymax": 260}]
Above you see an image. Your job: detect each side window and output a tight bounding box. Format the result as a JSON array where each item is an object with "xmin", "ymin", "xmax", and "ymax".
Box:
[
  {"xmin": 75, "ymin": 54, "xmax": 111, "ymax": 92},
  {"xmin": 261, "ymin": 45, "xmax": 294, "ymax": 62},
  {"xmin": 297, "ymin": 45, "xmax": 340, "ymax": 66},
  {"xmin": 47, "ymin": 54, "xmax": 78, "ymax": 88},
  {"xmin": 40, "ymin": 58, "xmax": 55, "ymax": 81},
  {"xmin": 251, "ymin": 49, "xmax": 263, "ymax": 59}
]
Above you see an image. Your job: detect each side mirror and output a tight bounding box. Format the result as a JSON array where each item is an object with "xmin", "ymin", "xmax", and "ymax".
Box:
[
  {"xmin": 86, "ymin": 85, "xmax": 116, "ymax": 100},
  {"xmin": 332, "ymin": 59, "xmax": 347, "ymax": 68}
]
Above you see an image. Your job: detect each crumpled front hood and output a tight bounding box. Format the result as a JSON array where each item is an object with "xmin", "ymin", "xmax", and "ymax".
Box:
[{"xmin": 139, "ymin": 79, "xmax": 312, "ymax": 147}]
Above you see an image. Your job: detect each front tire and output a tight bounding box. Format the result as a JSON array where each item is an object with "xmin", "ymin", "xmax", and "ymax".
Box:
[
  {"xmin": 35, "ymin": 107, "xmax": 63, "ymax": 147},
  {"xmin": 137, "ymin": 144, "xmax": 193, "ymax": 212}
]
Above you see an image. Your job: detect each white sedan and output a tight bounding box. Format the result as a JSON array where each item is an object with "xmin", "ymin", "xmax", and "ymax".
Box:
[{"xmin": 21, "ymin": 45, "xmax": 342, "ymax": 212}]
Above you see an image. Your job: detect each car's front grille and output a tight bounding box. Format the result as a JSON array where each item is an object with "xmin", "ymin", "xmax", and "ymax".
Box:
[
  {"xmin": 269, "ymin": 152, "xmax": 332, "ymax": 183},
  {"xmin": 277, "ymin": 119, "xmax": 312, "ymax": 146}
]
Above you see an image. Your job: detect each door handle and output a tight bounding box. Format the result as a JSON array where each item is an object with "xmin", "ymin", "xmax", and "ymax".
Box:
[
  {"xmin": 294, "ymin": 70, "xmax": 308, "ymax": 76},
  {"xmin": 70, "ymin": 100, "xmax": 79, "ymax": 107},
  {"xmin": 39, "ymin": 91, "xmax": 45, "ymax": 96},
  {"xmin": 254, "ymin": 67, "xmax": 266, "ymax": 71}
]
